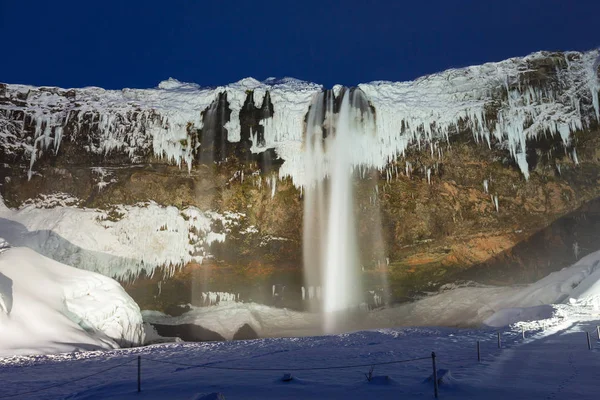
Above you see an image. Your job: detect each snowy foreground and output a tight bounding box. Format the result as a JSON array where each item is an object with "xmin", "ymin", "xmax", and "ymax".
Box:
[
  {"xmin": 0, "ymin": 317, "xmax": 598, "ymax": 399},
  {"xmin": 0, "ymin": 247, "xmax": 599, "ymax": 398}
]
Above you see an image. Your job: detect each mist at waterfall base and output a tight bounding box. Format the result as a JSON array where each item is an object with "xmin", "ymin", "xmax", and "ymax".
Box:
[{"xmin": 302, "ymin": 88, "xmax": 387, "ymax": 334}]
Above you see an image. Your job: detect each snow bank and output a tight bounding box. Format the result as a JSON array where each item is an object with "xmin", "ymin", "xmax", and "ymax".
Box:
[
  {"xmin": 481, "ymin": 249, "xmax": 600, "ymax": 327},
  {"xmin": 483, "ymin": 305, "xmax": 555, "ymax": 328},
  {"xmin": 0, "ymin": 194, "xmax": 234, "ymax": 280},
  {"xmin": 0, "ymin": 245, "xmax": 144, "ymax": 356}
]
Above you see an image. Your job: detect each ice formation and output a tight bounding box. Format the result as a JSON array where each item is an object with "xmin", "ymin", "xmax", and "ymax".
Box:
[
  {"xmin": 1, "ymin": 50, "xmax": 598, "ymax": 184},
  {"xmin": 0, "ymin": 194, "xmax": 235, "ymax": 280}
]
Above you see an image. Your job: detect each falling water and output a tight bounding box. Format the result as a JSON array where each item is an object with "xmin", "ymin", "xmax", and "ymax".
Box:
[{"xmin": 303, "ymin": 88, "xmax": 376, "ymax": 333}]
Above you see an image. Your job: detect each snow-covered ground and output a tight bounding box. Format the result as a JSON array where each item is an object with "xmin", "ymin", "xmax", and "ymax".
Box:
[
  {"xmin": 0, "ymin": 243, "xmax": 144, "ymax": 357},
  {"xmin": 0, "ymin": 317, "xmax": 598, "ymax": 399}
]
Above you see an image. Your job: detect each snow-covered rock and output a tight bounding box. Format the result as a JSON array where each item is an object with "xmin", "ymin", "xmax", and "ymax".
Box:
[
  {"xmin": 1, "ymin": 50, "xmax": 598, "ymax": 184},
  {"xmin": 0, "ymin": 194, "xmax": 230, "ymax": 280},
  {"xmin": 0, "ymin": 246, "xmax": 144, "ymax": 356}
]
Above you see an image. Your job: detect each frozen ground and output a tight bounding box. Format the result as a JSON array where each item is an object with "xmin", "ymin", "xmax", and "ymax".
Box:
[{"xmin": 0, "ymin": 316, "xmax": 598, "ymax": 399}]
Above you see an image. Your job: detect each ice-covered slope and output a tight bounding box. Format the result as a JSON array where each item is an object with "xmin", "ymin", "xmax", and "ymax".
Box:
[
  {"xmin": 0, "ymin": 243, "xmax": 144, "ymax": 356},
  {"xmin": 0, "ymin": 194, "xmax": 236, "ymax": 280},
  {"xmin": 1, "ymin": 50, "xmax": 598, "ymax": 184}
]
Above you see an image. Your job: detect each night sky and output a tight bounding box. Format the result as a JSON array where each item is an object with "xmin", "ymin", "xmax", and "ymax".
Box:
[{"xmin": 1, "ymin": 0, "xmax": 598, "ymax": 89}]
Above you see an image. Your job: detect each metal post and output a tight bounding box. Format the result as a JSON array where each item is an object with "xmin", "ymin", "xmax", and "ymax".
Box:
[
  {"xmin": 137, "ymin": 356, "xmax": 141, "ymax": 392},
  {"xmin": 431, "ymin": 352, "xmax": 438, "ymax": 399},
  {"xmin": 477, "ymin": 341, "xmax": 481, "ymax": 362},
  {"xmin": 497, "ymin": 332, "xmax": 501, "ymax": 348},
  {"xmin": 587, "ymin": 332, "xmax": 592, "ymax": 350}
]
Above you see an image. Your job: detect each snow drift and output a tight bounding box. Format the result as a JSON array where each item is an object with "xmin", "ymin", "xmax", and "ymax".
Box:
[
  {"xmin": 0, "ymin": 244, "xmax": 144, "ymax": 356},
  {"xmin": 483, "ymin": 249, "xmax": 600, "ymax": 327}
]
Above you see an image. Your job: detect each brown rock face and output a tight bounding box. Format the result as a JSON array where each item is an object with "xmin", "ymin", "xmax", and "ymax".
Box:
[{"xmin": 1, "ymin": 51, "xmax": 600, "ymax": 314}]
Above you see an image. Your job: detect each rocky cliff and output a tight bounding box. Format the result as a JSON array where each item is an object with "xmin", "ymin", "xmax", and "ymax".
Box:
[{"xmin": 1, "ymin": 50, "xmax": 599, "ymax": 312}]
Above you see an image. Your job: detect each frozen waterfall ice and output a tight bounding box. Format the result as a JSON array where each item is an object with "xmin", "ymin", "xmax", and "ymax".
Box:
[{"xmin": 302, "ymin": 88, "xmax": 376, "ymax": 333}]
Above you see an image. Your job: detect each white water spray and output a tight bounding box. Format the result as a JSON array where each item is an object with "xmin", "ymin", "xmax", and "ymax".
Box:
[{"xmin": 302, "ymin": 88, "xmax": 376, "ymax": 333}]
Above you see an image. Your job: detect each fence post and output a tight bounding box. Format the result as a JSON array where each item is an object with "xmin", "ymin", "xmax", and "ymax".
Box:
[
  {"xmin": 138, "ymin": 356, "xmax": 141, "ymax": 392},
  {"xmin": 497, "ymin": 332, "xmax": 501, "ymax": 349},
  {"xmin": 431, "ymin": 352, "xmax": 438, "ymax": 399},
  {"xmin": 587, "ymin": 332, "xmax": 592, "ymax": 350},
  {"xmin": 477, "ymin": 341, "xmax": 481, "ymax": 362}
]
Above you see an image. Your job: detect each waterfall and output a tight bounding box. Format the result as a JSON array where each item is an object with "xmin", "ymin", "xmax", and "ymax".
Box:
[{"xmin": 302, "ymin": 88, "xmax": 376, "ymax": 333}]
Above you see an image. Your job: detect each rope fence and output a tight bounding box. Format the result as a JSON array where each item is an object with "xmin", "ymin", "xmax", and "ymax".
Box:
[
  {"xmin": 0, "ymin": 353, "xmax": 435, "ymax": 399},
  {"xmin": 140, "ymin": 355, "xmax": 432, "ymax": 371},
  {"xmin": 584, "ymin": 325, "xmax": 600, "ymax": 350},
  {"xmin": 0, "ymin": 325, "xmax": 598, "ymax": 399},
  {"xmin": 0, "ymin": 358, "xmax": 136, "ymax": 399}
]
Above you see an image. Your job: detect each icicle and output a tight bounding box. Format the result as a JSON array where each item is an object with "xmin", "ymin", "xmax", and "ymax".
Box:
[
  {"xmin": 592, "ymin": 53, "xmax": 600, "ymax": 121},
  {"xmin": 572, "ymin": 149, "xmax": 579, "ymax": 165},
  {"xmin": 494, "ymin": 195, "xmax": 499, "ymax": 212},
  {"xmin": 483, "ymin": 179, "xmax": 489, "ymax": 194},
  {"xmin": 427, "ymin": 168, "xmax": 431, "ymax": 185},
  {"xmin": 271, "ymin": 175, "xmax": 277, "ymax": 198}
]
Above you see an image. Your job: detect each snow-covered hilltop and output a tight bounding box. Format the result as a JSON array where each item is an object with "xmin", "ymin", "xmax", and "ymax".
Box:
[{"xmin": 1, "ymin": 50, "xmax": 598, "ymax": 183}]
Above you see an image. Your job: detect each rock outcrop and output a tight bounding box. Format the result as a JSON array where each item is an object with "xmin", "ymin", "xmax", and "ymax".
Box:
[{"xmin": 1, "ymin": 50, "xmax": 599, "ymax": 311}]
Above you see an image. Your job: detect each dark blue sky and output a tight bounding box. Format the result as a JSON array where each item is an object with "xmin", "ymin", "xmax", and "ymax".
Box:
[{"xmin": 1, "ymin": 0, "xmax": 598, "ymax": 89}]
